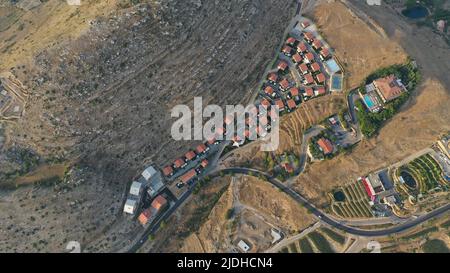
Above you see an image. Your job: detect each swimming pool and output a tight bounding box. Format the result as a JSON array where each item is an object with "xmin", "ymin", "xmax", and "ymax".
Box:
[
  {"xmin": 331, "ymin": 74, "xmax": 343, "ymax": 91},
  {"xmin": 363, "ymin": 94, "xmax": 376, "ymax": 109}
]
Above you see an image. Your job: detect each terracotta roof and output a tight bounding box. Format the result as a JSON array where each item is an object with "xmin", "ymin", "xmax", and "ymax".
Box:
[
  {"xmin": 151, "ymin": 195, "xmax": 167, "ymax": 211},
  {"xmin": 292, "ymin": 53, "xmax": 302, "ymax": 63},
  {"xmin": 373, "ymin": 74, "xmax": 406, "ymax": 102},
  {"xmin": 316, "ymin": 87, "xmax": 326, "ymax": 95},
  {"xmin": 304, "ymin": 74, "xmax": 314, "ymax": 85},
  {"xmin": 277, "ymin": 61, "xmax": 288, "ymax": 71},
  {"xmin": 316, "ymin": 73, "xmax": 325, "ymax": 83},
  {"xmin": 201, "ymin": 159, "xmax": 209, "ymax": 168},
  {"xmin": 298, "ymin": 63, "xmax": 308, "ymax": 73},
  {"xmin": 264, "ymin": 85, "xmax": 275, "ymax": 95},
  {"xmin": 268, "ymin": 73, "xmax": 278, "ymax": 82},
  {"xmin": 181, "ymin": 169, "xmax": 197, "ymax": 184},
  {"xmin": 297, "ymin": 42, "xmax": 307, "ymax": 52},
  {"xmin": 301, "ymin": 21, "xmax": 310, "ymax": 28},
  {"xmin": 282, "ymin": 45, "xmax": 292, "ymax": 54},
  {"xmin": 163, "ymin": 165, "xmax": 174, "ymax": 176},
  {"xmin": 275, "ymin": 99, "xmax": 285, "ymax": 110},
  {"xmin": 196, "ymin": 143, "xmax": 207, "ymax": 154},
  {"xmin": 261, "ymin": 98, "xmax": 271, "ymax": 108},
  {"xmin": 317, "ymin": 138, "xmax": 334, "ymax": 155},
  {"xmin": 279, "ymin": 79, "xmax": 289, "ymax": 90},
  {"xmin": 286, "ymin": 37, "xmax": 296, "ymax": 45},
  {"xmin": 289, "ymin": 87, "xmax": 299, "ymax": 97},
  {"xmin": 304, "ymin": 32, "xmax": 314, "ymax": 40},
  {"xmin": 311, "ymin": 62, "xmax": 320, "ymax": 72},
  {"xmin": 305, "ymin": 87, "xmax": 314, "ymax": 97},
  {"xmin": 312, "ymin": 39, "xmax": 322, "ymax": 49},
  {"xmin": 185, "ymin": 150, "xmax": 197, "ymax": 161},
  {"xmin": 287, "ymin": 99, "xmax": 296, "ymax": 110},
  {"xmin": 138, "ymin": 209, "xmax": 152, "ymax": 225},
  {"xmin": 305, "ymin": 52, "xmax": 314, "ymax": 62},
  {"xmin": 174, "ymin": 158, "xmax": 185, "ymax": 169},
  {"xmin": 320, "ymin": 48, "xmax": 330, "ymax": 58},
  {"xmin": 283, "ymin": 163, "xmax": 294, "ymax": 173}
]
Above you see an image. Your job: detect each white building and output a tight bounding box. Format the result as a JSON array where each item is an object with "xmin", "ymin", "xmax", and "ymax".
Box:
[
  {"xmin": 238, "ymin": 240, "xmax": 251, "ymax": 252},
  {"xmin": 123, "ymin": 198, "xmax": 137, "ymax": 215},
  {"xmin": 129, "ymin": 181, "xmax": 143, "ymax": 196},
  {"xmin": 142, "ymin": 166, "xmax": 158, "ymax": 181}
]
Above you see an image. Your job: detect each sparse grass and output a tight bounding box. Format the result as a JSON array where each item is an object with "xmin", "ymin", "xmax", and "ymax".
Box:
[
  {"xmin": 319, "ymin": 227, "xmax": 346, "ymax": 245},
  {"xmin": 422, "ymin": 239, "xmax": 449, "ymax": 253},
  {"xmin": 298, "ymin": 237, "xmax": 314, "ymax": 253},
  {"xmin": 307, "ymin": 231, "xmax": 334, "ymax": 253}
]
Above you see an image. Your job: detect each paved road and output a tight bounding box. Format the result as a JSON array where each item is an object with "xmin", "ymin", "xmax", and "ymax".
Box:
[{"xmin": 218, "ymin": 167, "xmax": 450, "ymax": 237}]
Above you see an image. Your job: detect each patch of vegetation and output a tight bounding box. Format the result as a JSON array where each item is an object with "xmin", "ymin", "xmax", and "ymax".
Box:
[
  {"xmin": 402, "ymin": 226, "xmax": 439, "ymax": 240},
  {"xmin": 422, "ymin": 239, "xmax": 450, "ymax": 253},
  {"xmin": 298, "ymin": 237, "xmax": 314, "ymax": 253},
  {"xmin": 288, "ymin": 242, "xmax": 299, "ymax": 253},
  {"xmin": 307, "ymin": 231, "xmax": 334, "ymax": 253},
  {"xmin": 357, "ymin": 60, "xmax": 421, "ymax": 138},
  {"xmin": 319, "ymin": 227, "xmax": 346, "ymax": 245}
]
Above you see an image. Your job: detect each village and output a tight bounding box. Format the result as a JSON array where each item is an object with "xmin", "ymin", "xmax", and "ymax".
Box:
[{"xmin": 121, "ymin": 12, "xmax": 449, "ymax": 253}]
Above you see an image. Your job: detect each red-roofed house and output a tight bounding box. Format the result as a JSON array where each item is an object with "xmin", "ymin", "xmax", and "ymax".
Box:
[
  {"xmin": 373, "ymin": 74, "xmax": 407, "ymax": 103},
  {"xmin": 286, "ymin": 37, "xmax": 297, "ymax": 45},
  {"xmin": 289, "ymin": 87, "xmax": 299, "ymax": 98},
  {"xmin": 282, "ymin": 45, "xmax": 293, "ymax": 55},
  {"xmin": 282, "ymin": 163, "xmax": 294, "ymax": 174},
  {"xmin": 314, "ymin": 87, "xmax": 326, "ymax": 96},
  {"xmin": 277, "ymin": 61, "xmax": 288, "ymax": 72},
  {"xmin": 181, "ymin": 169, "xmax": 197, "ymax": 184},
  {"xmin": 174, "ymin": 158, "xmax": 186, "ymax": 169},
  {"xmin": 312, "ymin": 39, "xmax": 322, "ymax": 50},
  {"xmin": 317, "ymin": 138, "xmax": 334, "ymax": 155},
  {"xmin": 304, "ymin": 87, "xmax": 314, "ymax": 97},
  {"xmin": 315, "ymin": 73, "xmax": 325, "ymax": 84},
  {"xmin": 304, "ymin": 32, "xmax": 314, "ymax": 42},
  {"xmin": 196, "ymin": 143, "xmax": 208, "ymax": 154},
  {"xmin": 200, "ymin": 159, "xmax": 209, "ymax": 168},
  {"xmin": 261, "ymin": 98, "xmax": 271, "ymax": 108},
  {"xmin": 264, "ymin": 86, "xmax": 275, "ymax": 97},
  {"xmin": 163, "ymin": 165, "xmax": 174, "ymax": 177},
  {"xmin": 360, "ymin": 177, "xmax": 376, "ymax": 202},
  {"xmin": 287, "ymin": 99, "xmax": 296, "ymax": 111},
  {"xmin": 275, "ymin": 99, "xmax": 285, "ymax": 111},
  {"xmin": 298, "ymin": 63, "xmax": 308, "ymax": 74},
  {"xmin": 279, "ymin": 79, "xmax": 290, "ymax": 90},
  {"xmin": 151, "ymin": 195, "xmax": 168, "ymax": 211},
  {"xmin": 267, "ymin": 73, "xmax": 278, "ymax": 83},
  {"xmin": 185, "ymin": 150, "xmax": 197, "ymax": 161},
  {"xmin": 304, "ymin": 74, "xmax": 314, "ymax": 85},
  {"xmin": 304, "ymin": 52, "xmax": 314, "ymax": 63},
  {"xmin": 292, "ymin": 53, "xmax": 302, "ymax": 64},
  {"xmin": 320, "ymin": 48, "xmax": 330, "ymax": 60},
  {"xmin": 138, "ymin": 209, "xmax": 152, "ymax": 226},
  {"xmin": 301, "ymin": 21, "xmax": 310, "ymax": 29},
  {"xmin": 297, "ymin": 42, "xmax": 307, "ymax": 53},
  {"xmin": 310, "ymin": 62, "xmax": 320, "ymax": 72}
]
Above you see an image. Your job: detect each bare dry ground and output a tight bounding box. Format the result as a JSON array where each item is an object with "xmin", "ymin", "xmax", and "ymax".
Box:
[
  {"xmin": 150, "ymin": 175, "xmax": 314, "ymax": 253},
  {"xmin": 0, "ymin": 0, "xmax": 297, "ymax": 252},
  {"xmin": 311, "ymin": 1, "xmax": 408, "ymax": 89}
]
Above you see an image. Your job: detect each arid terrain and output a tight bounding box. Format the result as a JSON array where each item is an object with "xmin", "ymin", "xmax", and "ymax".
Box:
[
  {"xmin": 143, "ymin": 175, "xmax": 314, "ymax": 253},
  {"xmin": 0, "ymin": 0, "xmax": 297, "ymax": 252},
  {"xmin": 0, "ymin": 0, "xmax": 449, "ymax": 253}
]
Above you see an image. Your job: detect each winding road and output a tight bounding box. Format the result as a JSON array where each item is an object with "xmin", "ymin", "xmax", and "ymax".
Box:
[{"xmin": 216, "ymin": 167, "xmax": 450, "ymax": 237}]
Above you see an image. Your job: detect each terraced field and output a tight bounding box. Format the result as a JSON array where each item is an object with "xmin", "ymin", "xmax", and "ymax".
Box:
[
  {"xmin": 395, "ymin": 153, "xmax": 447, "ymax": 197},
  {"xmin": 280, "ymin": 228, "xmax": 346, "ymax": 253},
  {"xmin": 330, "ymin": 182, "xmax": 374, "ymax": 218}
]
